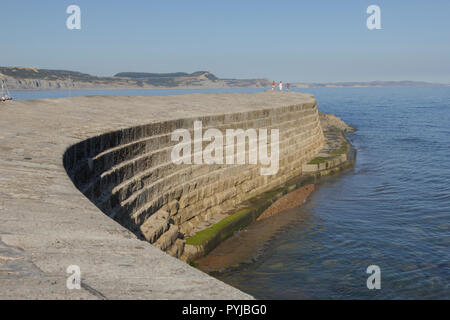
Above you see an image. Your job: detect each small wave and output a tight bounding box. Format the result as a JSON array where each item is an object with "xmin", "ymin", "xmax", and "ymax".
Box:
[{"xmin": 394, "ymin": 137, "xmax": 427, "ymax": 143}]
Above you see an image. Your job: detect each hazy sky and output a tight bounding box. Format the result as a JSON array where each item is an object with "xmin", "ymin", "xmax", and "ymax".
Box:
[{"xmin": 1, "ymin": 0, "xmax": 449, "ymax": 83}]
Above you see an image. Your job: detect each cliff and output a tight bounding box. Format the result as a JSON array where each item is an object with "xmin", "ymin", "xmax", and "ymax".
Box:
[{"xmin": 0, "ymin": 67, "xmax": 271, "ymax": 90}]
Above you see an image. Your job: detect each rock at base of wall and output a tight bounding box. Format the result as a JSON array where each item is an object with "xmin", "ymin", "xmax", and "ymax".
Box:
[
  {"xmin": 256, "ymin": 184, "xmax": 315, "ymax": 221},
  {"xmin": 154, "ymin": 224, "xmax": 180, "ymax": 251},
  {"xmin": 139, "ymin": 209, "xmax": 170, "ymax": 243},
  {"xmin": 166, "ymin": 239, "xmax": 186, "ymax": 258}
]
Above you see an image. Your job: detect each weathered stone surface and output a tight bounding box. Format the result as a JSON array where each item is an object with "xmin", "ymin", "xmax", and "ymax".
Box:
[
  {"xmin": 140, "ymin": 209, "xmax": 170, "ymax": 243},
  {"xmin": 154, "ymin": 225, "xmax": 180, "ymax": 251},
  {"xmin": 167, "ymin": 239, "xmax": 186, "ymax": 259},
  {"xmin": 182, "ymin": 244, "xmax": 204, "ymax": 263},
  {"xmin": 302, "ymin": 115, "xmax": 354, "ymax": 174},
  {"xmin": 319, "ymin": 112, "xmax": 355, "ymax": 132},
  {"xmin": 167, "ymin": 200, "xmax": 180, "ymax": 216}
]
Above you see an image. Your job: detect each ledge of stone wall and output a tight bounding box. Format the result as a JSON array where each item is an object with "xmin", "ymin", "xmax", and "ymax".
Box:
[{"xmin": 63, "ymin": 96, "xmax": 324, "ymax": 262}]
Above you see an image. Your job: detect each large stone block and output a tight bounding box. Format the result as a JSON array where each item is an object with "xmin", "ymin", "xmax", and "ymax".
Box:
[
  {"xmin": 154, "ymin": 224, "xmax": 180, "ymax": 251},
  {"xmin": 139, "ymin": 209, "xmax": 170, "ymax": 243}
]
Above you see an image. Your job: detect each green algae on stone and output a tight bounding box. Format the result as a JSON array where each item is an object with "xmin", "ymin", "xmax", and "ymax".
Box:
[
  {"xmin": 186, "ymin": 208, "xmax": 254, "ymax": 247},
  {"xmin": 308, "ymin": 157, "xmax": 330, "ymax": 164}
]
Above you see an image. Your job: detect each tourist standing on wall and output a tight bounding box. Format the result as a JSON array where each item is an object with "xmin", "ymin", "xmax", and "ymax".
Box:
[
  {"xmin": 272, "ymin": 80, "xmax": 275, "ymax": 91},
  {"xmin": 279, "ymin": 81, "xmax": 283, "ymax": 91}
]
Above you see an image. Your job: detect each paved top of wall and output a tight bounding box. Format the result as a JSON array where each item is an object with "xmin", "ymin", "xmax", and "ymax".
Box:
[{"xmin": 0, "ymin": 92, "xmax": 315, "ymax": 299}]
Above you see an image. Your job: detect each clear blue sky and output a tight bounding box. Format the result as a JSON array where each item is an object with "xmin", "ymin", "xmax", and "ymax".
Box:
[{"xmin": 1, "ymin": 0, "xmax": 449, "ymax": 83}]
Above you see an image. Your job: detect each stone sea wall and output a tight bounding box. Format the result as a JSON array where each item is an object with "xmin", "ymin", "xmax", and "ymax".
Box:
[{"xmin": 63, "ymin": 98, "xmax": 324, "ymax": 261}]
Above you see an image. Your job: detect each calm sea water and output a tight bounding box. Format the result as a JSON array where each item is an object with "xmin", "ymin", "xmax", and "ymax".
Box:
[
  {"xmin": 219, "ymin": 87, "xmax": 450, "ymax": 299},
  {"xmin": 12, "ymin": 87, "xmax": 450, "ymax": 299}
]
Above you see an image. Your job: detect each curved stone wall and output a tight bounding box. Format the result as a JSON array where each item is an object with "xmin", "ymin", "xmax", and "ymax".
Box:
[{"xmin": 64, "ymin": 99, "xmax": 324, "ymax": 260}]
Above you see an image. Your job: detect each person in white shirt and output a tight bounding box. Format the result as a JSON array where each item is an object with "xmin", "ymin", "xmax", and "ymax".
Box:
[{"xmin": 279, "ymin": 81, "xmax": 283, "ymax": 91}]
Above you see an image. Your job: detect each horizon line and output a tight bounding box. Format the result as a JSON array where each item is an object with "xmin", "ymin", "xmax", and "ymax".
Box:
[{"xmin": 1, "ymin": 65, "xmax": 449, "ymax": 86}]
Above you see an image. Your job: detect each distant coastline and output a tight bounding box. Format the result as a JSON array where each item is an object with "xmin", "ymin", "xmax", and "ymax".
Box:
[
  {"xmin": 1, "ymin": 66, "xmax": 448, "ymax": 90},
  {"xmin": 0, "ymin": 67, "xmax": 270, "ymax": 90},
  {"xmin": 292, "ymin": 80, "xmax": 450, "ymax": 88}
]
